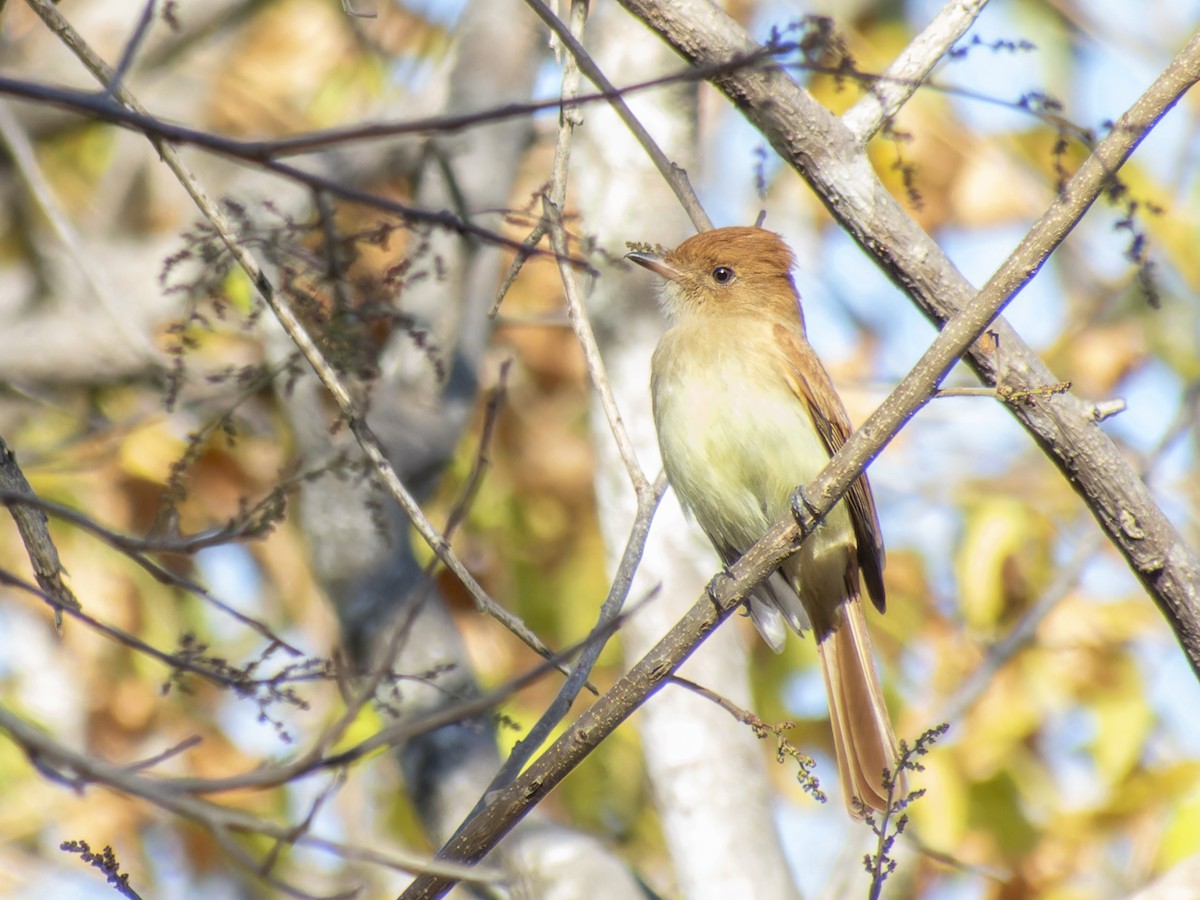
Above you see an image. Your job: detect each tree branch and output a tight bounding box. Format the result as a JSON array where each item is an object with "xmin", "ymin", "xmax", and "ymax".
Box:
[
  {"xmin": 843, "ymin": 0, "xmax": 991, "ymax": 142},
  {"xmin": 523, "ymin": 0, "xmax": 712, "ymax": 232}
]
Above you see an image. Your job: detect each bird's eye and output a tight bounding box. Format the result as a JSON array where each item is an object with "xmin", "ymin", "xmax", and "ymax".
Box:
[{"xmin": 711, "ymin": 266, "xmax": 734, "ymax": 284}]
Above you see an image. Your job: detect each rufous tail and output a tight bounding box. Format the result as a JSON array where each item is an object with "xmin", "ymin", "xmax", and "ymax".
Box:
[{"xmin": 816, "ymin": 598, "xmax": 903, "ymax": 817}]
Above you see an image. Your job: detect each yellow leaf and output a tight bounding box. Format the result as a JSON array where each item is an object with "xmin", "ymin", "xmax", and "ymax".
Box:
[
  {"xmin": 327, "ymin": 704, "xmax": 385, "ymax": 759},
  {"xmin": 956, "ymin": 498, "xmax": 1049, "ymax": 632},
  {"xmin": 959, "ymin": 665, "xmax": 1043, "ymax": 778},
  {"xmin": 910, "ymin": 750, "xmax": 969, "ymax": 849},
  {"xmin": 967, "ymin": 770, "xmax": 1038, "ymax": 859},
  {"xmin": 1157, "ymin": 781, "xmax": 1200, "ymax": 870},
  {"xmin": 1089, "ymin": 667, "xmax": 1152, "ymax": 786},
  {"xmin": 223, "ymin": 266, "xmax": 256, "ymax": 316},
  {"xmin": 117, "ymin": 419, "xmax": 187, "ymax": 483}
]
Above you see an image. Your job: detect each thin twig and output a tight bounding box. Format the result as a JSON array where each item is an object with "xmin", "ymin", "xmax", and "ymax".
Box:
[
  {"xmin": 0, "ymin": 101, "xmax": 162, "ymax": 362},
  {"xmin": 152, "ymin": 615, "xmax": 632, "ymax": 799},
  {"xmin": 937, "ymin": 526, "xmax": 1102, "ymax": 725},
  {"xmin": 523, "ymin": 0, "xmax": 712, "ymax": 232},
  {"xmin": 545, "ymin": 199, "xmax": 650, "ymax": 494},
  {"xmin": 105, "ymin": 0, "xmax": 159, "ymax": 97},
  {"xmin": 494, "ymin": 0, "xmax": 718, "ymax": 309},
  {"xmin": 460, "ymin": 469, "xmax": 664, "ymax": 810},
  {"xmin": 0, "ymin": 490, "xmax": 303, "ymax": 653},
  {"xmin": 0, "ymin": 73, "xmax": 588, "ymax": 268},
  {"xmin": 122, "ymin": 735, "xmax": 204, "ymax": 772}
]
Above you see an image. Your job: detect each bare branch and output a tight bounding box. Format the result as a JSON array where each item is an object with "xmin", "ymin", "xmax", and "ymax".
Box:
[
  {"xmin": 0, "ymin": 75, "xmax": 586, "ymax": 266},
  {"xmin": 0, "ymin": 101, "xmax": 163, "ymax": 363},
  {"xmin": 104, "ymin": 0, "xmax": 159, "ymax": 98},
  {"xmin": 843, "ymin": 0, "xmax": 991, "ymax": 142},
  {"xmin": 523, "ymin": 0, "xmax": 712, "ymax": 232},
  {"xmin": 446, "ymin": 3, "xmax": 665, "ymax": 816},
  {"xmin": 0, "ymin": 490, "xmax": 303, "ymax": 652},
  {"xmin": 0, "ymin": 436, "xmax": 78, "ymax": 630}
]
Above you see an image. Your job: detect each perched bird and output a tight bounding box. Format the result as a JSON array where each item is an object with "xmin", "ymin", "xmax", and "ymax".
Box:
[{"xmin": 627, "ymin": 226, "xmax": 900, "ymax": 816}]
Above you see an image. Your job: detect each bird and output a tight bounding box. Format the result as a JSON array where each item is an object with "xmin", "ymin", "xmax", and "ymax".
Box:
[{"xmin": 626, "ymin": 226, "xmax": 900, "ymax": 816}]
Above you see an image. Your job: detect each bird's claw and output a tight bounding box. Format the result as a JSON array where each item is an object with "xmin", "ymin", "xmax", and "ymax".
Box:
[
  {"xmin": 705, "ymin": 567, "xmax": 736, "ymax": 607},
  {"xmin": 790, "ymin": 485, "xmax": 819, "ymax": 534}
]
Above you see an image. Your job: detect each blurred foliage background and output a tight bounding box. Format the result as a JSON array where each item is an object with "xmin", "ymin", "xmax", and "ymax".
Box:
[{"xmin": 1, "ymin": 0, "xmax": 1199, "ymax": 898}]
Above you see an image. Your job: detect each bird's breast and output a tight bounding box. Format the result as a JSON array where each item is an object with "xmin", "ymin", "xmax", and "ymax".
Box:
[{"xmin": 651, "ymin": 321, "xmax": 841, "ymax": 555}]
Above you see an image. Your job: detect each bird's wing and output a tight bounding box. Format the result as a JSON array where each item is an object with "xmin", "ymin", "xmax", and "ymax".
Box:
[{"xmin": 773, "ymin": 323, "xmax": 886, "ymax": 612}]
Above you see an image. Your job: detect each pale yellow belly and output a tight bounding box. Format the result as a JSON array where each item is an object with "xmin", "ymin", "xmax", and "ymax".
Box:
[{"xmin": 651, "ymin": 332, "xmax": 855, "ymax": 617}]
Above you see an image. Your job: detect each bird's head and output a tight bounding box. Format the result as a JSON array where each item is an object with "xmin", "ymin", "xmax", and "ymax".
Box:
[{"xmin": 626, "ymin": 226, "xmax": 801, "ymax": 324}]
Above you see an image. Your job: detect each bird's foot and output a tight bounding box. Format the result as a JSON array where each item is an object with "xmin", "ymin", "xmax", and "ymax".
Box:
[
  {"xmin": 790, "ymin": 485, "xmax": 820, "ymax": 536},
  {"xmin": 705, "ymin": 566, "xmax": 737, "ymax": 608}
]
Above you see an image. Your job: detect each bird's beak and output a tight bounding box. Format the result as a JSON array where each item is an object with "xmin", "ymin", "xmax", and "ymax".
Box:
[{"xmin": 626, "ymin": 250, "xmax": 679, "ymax": 281}]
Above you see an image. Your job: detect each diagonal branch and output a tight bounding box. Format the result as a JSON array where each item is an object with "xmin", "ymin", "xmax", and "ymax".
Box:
[
  {"xmin": 397, "ymin": 33, "xmax": 1199, "ymax": 896},
  {"xmin": 0, "ymin": 437, "xmax": 79, "ymax": 630},
  {"xmin": 619, "ymin": 0, "xmax": 1200, "ymax": 675},
  {"xmin": 843, "ymin": 0, "xmax": 990, "ymax": 142}
]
